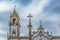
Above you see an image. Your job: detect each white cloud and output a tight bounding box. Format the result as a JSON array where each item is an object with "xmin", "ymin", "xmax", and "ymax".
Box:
[
  {"xmin": 0, "ymin": 0, "xmax": 50, "ymax": 15},
  {"xmin": 0, "ymin": 23, "xmax": 3, "ymax": 28},
  {"xmin": 0, "ymin": 1, "xmax": 11, "ymax": 11},
  {"xmin": 0, "ymin": 1, "xmax": 18, "ymax": 12},
  {"xmin": 19, "ymin": 0, "xmax": 50, "ymax": 19},
  {"xmin": 20, "ymin": 33, "xmax": 25, "ymax": 36},
  {"xmin": 0, "ymin": 29, "xmax": 6, "ymax": 35},
  {"xmin": 0, "ymin": 0, "xmax": 50, "ymax": 18},
  {"xmin": 48, "ymin": 16, "xmax": 59, "ymax": 21},
  {"xmin": 44, "ymin": 15, "xmax": 59, "ymax": 22},
  {"xmin": 0, "ymin": 23, "xmax": 7, "ymax": 35},
  {"xmin": 0, "ymin": 37, "xmax": 6, "ymax": 40}
]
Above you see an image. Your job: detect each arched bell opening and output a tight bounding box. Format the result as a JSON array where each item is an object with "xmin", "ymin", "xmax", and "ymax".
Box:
[{"xmin": 13, "ymin": 18, "xmax": 16, "ymax": 24}]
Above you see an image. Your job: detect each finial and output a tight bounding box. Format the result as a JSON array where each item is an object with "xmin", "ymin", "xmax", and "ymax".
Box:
[
  {"xmin": 29, "ymin": 13, "xmax": 31, "ymax": 16},
  {"xmin": 14, "ymin": 5, "xmax": 16, "ymax": 11},
  {"xmin": 40, "ymin": 20, "xmax": 42, "ymax": 25},
  {"xmin": 13, "ymin": 5, "xmax": 17, "ymax": 14}
]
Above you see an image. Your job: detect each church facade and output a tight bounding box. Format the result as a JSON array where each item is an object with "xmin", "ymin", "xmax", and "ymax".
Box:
[{"xmin": 7, "ymin": 6, "xmax": 60, "ymax": 40}]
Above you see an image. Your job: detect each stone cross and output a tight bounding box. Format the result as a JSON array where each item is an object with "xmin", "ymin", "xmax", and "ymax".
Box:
[{"xmin": 27, "ymin": 14, "xmax": 33, "ymax": 25}]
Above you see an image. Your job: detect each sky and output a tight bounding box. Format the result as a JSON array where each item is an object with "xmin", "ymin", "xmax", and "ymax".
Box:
[{"xmin": 0, "ymin": 0, "xmax": 60, "ymax": 40}]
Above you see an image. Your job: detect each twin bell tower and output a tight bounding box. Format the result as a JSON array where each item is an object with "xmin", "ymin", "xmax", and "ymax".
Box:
[{"xmin": 8, "ymin": 6, "xmax": 20, "ymax": 40}]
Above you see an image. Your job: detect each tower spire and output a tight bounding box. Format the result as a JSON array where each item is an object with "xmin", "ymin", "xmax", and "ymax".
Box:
[
  {"xmin": 14, "ymin": 5, "xmax": 16, "ymax": 12},
  {"xmin": 13, "ymin": 5, "xmax": 17, "ymax": 14},
  {"xmin": 40, "ymin": 20, "xmax": 42, "ymax": 26},
  {"xmin": 38, "ymin": 20, "xmax": 44, "ymax": 30}
]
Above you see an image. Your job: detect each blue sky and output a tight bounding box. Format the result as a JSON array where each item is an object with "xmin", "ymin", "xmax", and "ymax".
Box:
[{"xmin": 0, "ymin": 0, "xmax": 60, "ymax": 40}]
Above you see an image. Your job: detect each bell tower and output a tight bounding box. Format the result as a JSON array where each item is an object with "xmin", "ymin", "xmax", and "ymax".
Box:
[{"xmin": 7, "ymin": 6, "xmax": 20, "ymax": 40}]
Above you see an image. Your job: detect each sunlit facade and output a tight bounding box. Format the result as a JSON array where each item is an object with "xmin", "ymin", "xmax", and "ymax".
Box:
[{"xmin": 7, "ymin": 6, "xmax": 60, "ymax": 40}]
